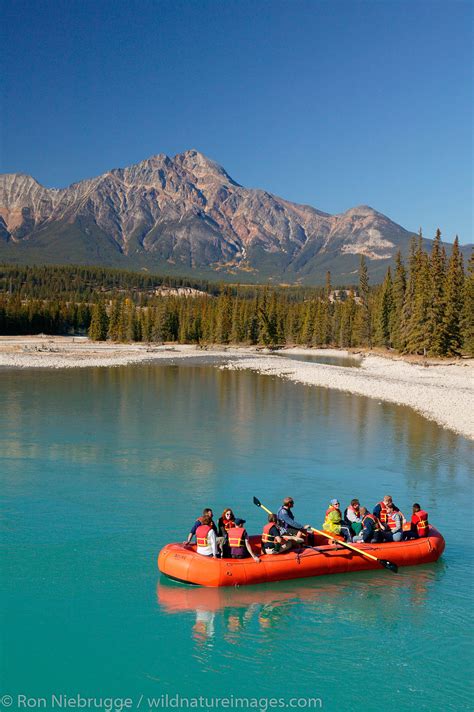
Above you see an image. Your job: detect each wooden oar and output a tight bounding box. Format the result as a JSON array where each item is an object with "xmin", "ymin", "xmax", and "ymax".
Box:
[{"xmin": 253, "ymin": 496, "xmax": 398, "ymax": 574}]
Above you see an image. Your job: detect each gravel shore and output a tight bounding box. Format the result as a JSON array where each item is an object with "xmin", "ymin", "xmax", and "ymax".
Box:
[{"xmin": 0, "ymin": 336, "xmax": 472, "ymax": 440}]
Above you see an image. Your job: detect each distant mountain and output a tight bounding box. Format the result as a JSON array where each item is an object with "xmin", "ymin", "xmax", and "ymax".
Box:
[{"xmin": 0, "ymin": 150, "xmax": 471, "ymax": 284}]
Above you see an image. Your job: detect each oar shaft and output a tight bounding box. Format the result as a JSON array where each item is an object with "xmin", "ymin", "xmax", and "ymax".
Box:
[{"xmin": 310, "ymin": 526, "xmax": 381, "ymax": 563}]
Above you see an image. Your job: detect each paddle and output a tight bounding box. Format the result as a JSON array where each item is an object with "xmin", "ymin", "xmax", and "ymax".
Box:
[{"xmin": 252, "ymin": 496, "xmax": 398, "ymax": 574}]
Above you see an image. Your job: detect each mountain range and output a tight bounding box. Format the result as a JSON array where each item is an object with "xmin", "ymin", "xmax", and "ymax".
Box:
[{"xmin": 0, "ymin": 150, "xmax": 470, "ymax": 285}]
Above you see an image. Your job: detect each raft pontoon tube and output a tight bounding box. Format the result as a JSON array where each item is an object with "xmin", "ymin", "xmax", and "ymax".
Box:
[{"xmin": 158, "ymin": 529, "xmax": 445, "ymax": 587}]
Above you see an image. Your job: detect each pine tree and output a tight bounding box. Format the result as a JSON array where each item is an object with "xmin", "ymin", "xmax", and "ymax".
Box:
[
  {"xmin": 461, "ymin": 250, "xmax": 474, "ymax": 356},
  {"xmin": 88, "ymin": 303, "xmax": 108, "ymax": 341},
  {"xmin": 390, "ymin": 251, "xmax": 406, "ymax": 349},
  {"xmin": 443, "ymin": 237, "xmax": 465, "ymax": 355},
  {"xmin": 215, "ymin": 289, "xmax": 233, "ymax": 343},
  {"xmin": 427, "ymin": 229, "xmax": 447, "ymax": 354},
  {"xmin": 353, "ymin": 256, "xmax": 371, "ymax": 346},
  {"xmin": 377, "ymin": 267, "xmax": 394, "ymax": 347},
  {"xmin": 405, "ymin": 245, "xmax": 431, "ymax": 354}
]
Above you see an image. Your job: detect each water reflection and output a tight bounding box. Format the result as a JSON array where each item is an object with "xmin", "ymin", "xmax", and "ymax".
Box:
[
  {"xmin": 157, "ymin": 562, "xmax": 445, "ymax": 654},
  {"xmin": 272, "ymin": 353, "xmax": 362, "ymax": 368}
]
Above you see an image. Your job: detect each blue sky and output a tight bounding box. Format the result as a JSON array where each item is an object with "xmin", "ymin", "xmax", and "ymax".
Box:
[{"xmin": 1, "ymin": 0, "xmax": 472, "ymax": 243}]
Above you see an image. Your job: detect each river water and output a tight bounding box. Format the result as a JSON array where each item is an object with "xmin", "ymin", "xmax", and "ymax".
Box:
[{"xmin": 0, "ymin": 364, "xmax": 472, "ymax": 711}]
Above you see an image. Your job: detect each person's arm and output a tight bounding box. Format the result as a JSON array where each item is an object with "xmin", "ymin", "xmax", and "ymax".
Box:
[
  {"xmin": 270, "ymin": 525, "xmax": 282, "ymax": 543},
  {"xmin": 373, "ymin": 504, "xmax": 381, "ymax": 518},
  {"xmin": 184, "ymin": 520, "xmax": 199, "ymax": 544},
  {"xmin": 279, "ymin": 509, "xmax": 304, "ymax": 531},
  {"xmin": 208, "ymin": 530, "xmax": 218, "ymax": 557},
  {"xmin": 394, "ymin": 513, "xmax": 403, "ymax": 533},
  {"xmin": 245, "ymin": 535, "xmax": 260, "ymax": 562}
]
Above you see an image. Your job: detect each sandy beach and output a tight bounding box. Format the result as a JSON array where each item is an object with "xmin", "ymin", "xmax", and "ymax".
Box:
[{"xmin": 0, "ymin": 336, "xmax": 472, "ymax": 440}]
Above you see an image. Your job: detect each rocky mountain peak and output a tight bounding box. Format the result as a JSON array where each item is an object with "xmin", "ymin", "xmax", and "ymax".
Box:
[
  {"xmin": 1, "ymin": 150, "xmax": 469, "ymax": 284},
  {"xmin": 173, "ymin": 149, "xmax": 240, "ymax": 186}
]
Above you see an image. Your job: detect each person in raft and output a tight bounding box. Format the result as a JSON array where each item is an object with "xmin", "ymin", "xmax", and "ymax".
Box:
[
  {"xmin": 218, "ymin": 508, "xmax": 246, "ymax": 537},
  {"xmin": 226, "ymin": 522, "xmax": 260, "ymax": 562},
  {"xmin": 373, "ymin": 495, "xmax": 403, "ymax": 529},
  {"xmin": 277, "ymin": 497, "xmax": 311, "ymax": 544},
  {"xmin": 262, "ymin": 513, "xmax": 294, "ymax": 555},
  {"xmin": 383, "ymin": 503, "xmax": 404, "ymax": 542},
  {"xmin": 322, "ymin": 499, "xmax": 352, "ymax": 541},
  {"xmin": 353, "ymin": 507, "xmax": 383, "ymax": 543},
  {"xmin": 218, "ymin": 508, "xmax": 247, "ymax": 557},
  {"xmin": 344, "ymin": 498, "xmax": 363, "ymax": 538},
  {"xmin": 409, "ymin": 503, "xmax": 430, "ymax": 538},
  {"xmin": 195, "ymin": 514, "xmax": 218, "ymax": 557},
  {"xmin": 184, "ymin": 507, "xmax": 218, "ymax": 546}
]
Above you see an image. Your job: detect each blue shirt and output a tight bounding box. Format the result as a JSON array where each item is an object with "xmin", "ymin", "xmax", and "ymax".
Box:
[
  {"xmin": 277, "ymin": 506, "xmax": 304, "ymax": 533},
  {"xmin": 190, "ymin": 518, "xmax": 218, "ymax": 537}
]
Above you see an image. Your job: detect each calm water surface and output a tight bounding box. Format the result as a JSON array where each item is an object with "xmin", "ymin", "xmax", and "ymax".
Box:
[
  {"xmin": 272, "ymin": 353, "xmax": 361, "ymax": 367},
  {"xmin": 0, "ymin": 365, "xmax": 472, "ymax": 711}
]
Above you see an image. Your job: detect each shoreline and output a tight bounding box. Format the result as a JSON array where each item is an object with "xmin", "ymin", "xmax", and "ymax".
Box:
[{"xmin": 0, "ymin": 336, "xmax": 473, "ymax": 440}]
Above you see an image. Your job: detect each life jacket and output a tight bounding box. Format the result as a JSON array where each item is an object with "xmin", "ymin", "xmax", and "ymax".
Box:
[
  {"xmin": 377, "ymin": 501, "xmax": 389, "ymax": 524},
  {"xmin": 346, "ymin": 505, "xmax": 360, "ymax": 518},
  {"xmin": 413, "ymin": 510, "xmax": 429, "ymax": 537},
  {"xmin": 196, "ymin": 524, "xmax": 212, "ymax": 547},
  {"xmin": 227, "ymin": 526, "xmax": 246, "ymax": 558},
  {"xmin": 386, "ymin": 511, "xmax": 402, "ymax": 531},
  {"xmin": 262, "ymin": 523, "xmax": 277, "ymax": 546},
  {"xmin": 323, "ymin": 506, "xmax": 342, "ymax": 535},
  {"xmin": 222, "ymin": 518, "xmax": 236, "ymax": 531},
  {"xmin": 362, "ymin": 513, "xmax": 381, "ymax": 531}
]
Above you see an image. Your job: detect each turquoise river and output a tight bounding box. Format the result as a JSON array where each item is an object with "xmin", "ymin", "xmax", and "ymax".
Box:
[{"xmin": 1, "ymin": 363, "xmax": 473, "ymax": 711}]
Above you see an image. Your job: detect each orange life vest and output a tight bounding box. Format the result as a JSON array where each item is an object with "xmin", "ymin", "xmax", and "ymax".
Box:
[
  {"xmin": 386, "ymin": 511, "xmax": 402, "ymax": 530},
  {"xmin": 262, "ymin": 523, "xmax": 278, "ymax": 544},
  {"xmin": 196, "ymin": 524, "xmax": 212, "ymax": 547},
  {"xmin": 227, "ymin": 526, "xmax": 245, "ymax": 547},
  {"xmin": 222, "ymin": 518, "xmax": 236, "ymax": 530},
  {"xmin": 325, "ymin": 506, "xmax": 341, "ymax": 518},
  {"xmin": 377, "ymin": 501, "xmax": 389, "ymax": 524},
  {"xmin": 362, "ymin": 513, "xmax": 381, "ymax": 531},
  {"xmin": 412, "ymin": 510, "xmax": 429, "ymax": 537}
]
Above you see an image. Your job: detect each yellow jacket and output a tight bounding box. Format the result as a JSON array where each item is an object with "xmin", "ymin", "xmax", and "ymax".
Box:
[{"xmin": 323, "ymin": 506, "xmax": 342, "ymax": 535}]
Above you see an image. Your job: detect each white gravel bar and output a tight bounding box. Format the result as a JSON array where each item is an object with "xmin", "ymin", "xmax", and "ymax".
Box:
[{"xmin": 0, "ymin": 337, "xmax": 473, "ymax": 440}]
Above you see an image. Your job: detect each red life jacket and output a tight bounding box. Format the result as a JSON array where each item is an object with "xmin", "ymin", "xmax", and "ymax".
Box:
[
  {"xmin": 222, "ymin": 518, "xmax": 235, "ymax": 530},
  {"xmin": 386, "ymin": 512, "xmax": 402, "ymax": 530},
  {"xmin": 196, "ymin": 524, "xmax": 212, "ymax": 547},
  {"xmin": 227, "ymin": 526, "xmax": 246, "ymax": 558},
  {"xmin": 362, "ymin": 513, "xmax": 381, "ymax": 531},
  {"xmin": 325, "ymin": 506, "xmax": 341, "ymax": 518},
  {"xmin": 262, "ymin": 523, "xmax": 278, "ymax": 545},
  {"xmin": 377, "ymin": 501, "xmax": 388, "ymax": 524},
  {"xmin": 412, "ymin": 510, "xmax": 429, "ymax": 537}
]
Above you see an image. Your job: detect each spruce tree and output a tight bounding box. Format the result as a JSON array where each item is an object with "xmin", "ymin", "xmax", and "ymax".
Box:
[
  {"xmin": 390, "ymin": 251, "xmax": 406, "ymax": 349},
  {"xmin": 427, "ymin": 229, "xmax": 447, "ymax": 354},
  {"xmin": 377, "ymin": 267, "xmax": 394, "ymax": 347},
  {"xmin": 405, "ymin": 246, "xmax": 431, "ymax": 354},
  {"xmin": 88, "ymin": 303, "xmax": 108, "ymax": 341},
  {"xmin": 443, "ymin": 237, "xmax": 465, "ymax": 355},
  {"xmin": 353, "ymin": 255, "xmax": 371, "ymax": 346},
  {"xmin": 461, "ymin": 250, "xmax": 474, "ymax": 356}
]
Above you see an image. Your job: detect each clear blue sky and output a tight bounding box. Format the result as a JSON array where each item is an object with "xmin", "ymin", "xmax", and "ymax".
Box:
[{"xmin": 1, "ymin": 0, "xmax": 472, "ymax": 243}]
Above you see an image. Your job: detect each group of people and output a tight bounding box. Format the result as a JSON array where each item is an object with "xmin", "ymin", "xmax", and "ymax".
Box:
[
  {"xmin": 184, "ymin": 496, "xmax": 429, "ymax": 559},
  {"xmin": 322, "ymin": 495, "xmax": 429, "ymax": 543}
]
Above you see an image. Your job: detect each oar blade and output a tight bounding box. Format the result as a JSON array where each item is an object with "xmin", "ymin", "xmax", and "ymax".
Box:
[
  {"xmin": 253, "ymin": 496, "xmax": 262, "ymax": 507},
  {"xmin": 380, "ymin": 559, "xmax": 398, "ymax": 573}
]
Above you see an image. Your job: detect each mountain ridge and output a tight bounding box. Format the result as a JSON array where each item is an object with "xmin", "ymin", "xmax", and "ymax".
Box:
[{"xmin": 0, "ymin": 150, "xmax": 470, "ymax": 285}]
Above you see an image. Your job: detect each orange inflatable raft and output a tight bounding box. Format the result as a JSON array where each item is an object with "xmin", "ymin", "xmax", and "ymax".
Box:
[{"xmin": 158, "ymin": 528, "xmax": 445, "ymax": 587}]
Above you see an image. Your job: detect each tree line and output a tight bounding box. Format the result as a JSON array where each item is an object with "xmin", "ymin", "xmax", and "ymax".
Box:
[{"xmin": 1, "ymin": 233, "xmax": 473, "ymax": 357}]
